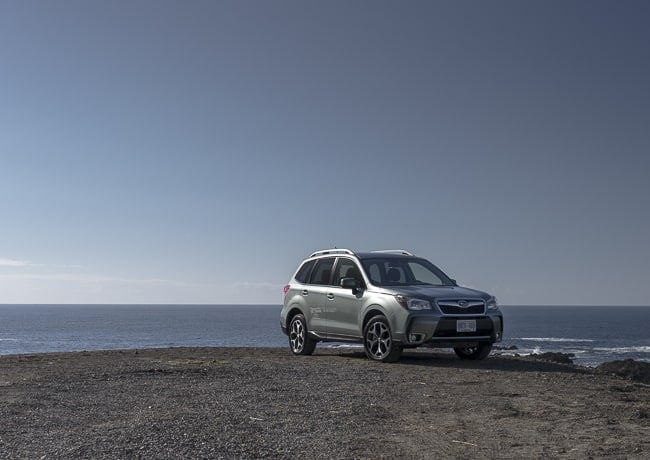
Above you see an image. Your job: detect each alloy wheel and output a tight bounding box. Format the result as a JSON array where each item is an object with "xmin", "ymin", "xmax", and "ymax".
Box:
[
  {"xmin": 289, "ymin": 318, "xmax": 305, "ymax": 353},
  {"xmin": 365, "ymin": 321, "xmax": 391, "ymax": 360}
]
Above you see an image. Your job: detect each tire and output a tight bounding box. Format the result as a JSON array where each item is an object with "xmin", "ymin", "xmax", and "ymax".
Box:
[
  {"xmin": 454, "ymin": 343, "xmax": 492, "ymax": 360},
  {"xmin": 288, "ymin": 314, "xmax": 316, "ymax": 356},
  {"xmin": 363, "ymin": 315, "xmax": 402, "ymax": 363}
]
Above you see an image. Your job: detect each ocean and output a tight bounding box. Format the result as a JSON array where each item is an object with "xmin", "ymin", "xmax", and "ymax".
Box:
[{"xmin": 0, "ymin": 304, "xmax": 648, "ymax": 367}]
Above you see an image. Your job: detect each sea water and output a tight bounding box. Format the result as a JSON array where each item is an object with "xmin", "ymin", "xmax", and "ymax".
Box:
[
  {"xmin": 0, "ymin": 304, "xmax": 647, "ymax": 366},
  {"xmin": 497, "ymin": 305, "xmax": 649, "ymax": 366}
]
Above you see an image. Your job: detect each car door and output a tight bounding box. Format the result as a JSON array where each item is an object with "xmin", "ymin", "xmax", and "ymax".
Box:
[
  {"xmin": 302, "ymin": 257, "xmax": 335, "ymax": 335},
  {"xmin": 325, "ymin": 257, "xmax": 366, "ymax": 339}
]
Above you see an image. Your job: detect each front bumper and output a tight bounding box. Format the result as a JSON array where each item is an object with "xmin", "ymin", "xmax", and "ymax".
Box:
[{"xmin": 402, "ymin": 313, "xmax": 503, "ymax": 347}]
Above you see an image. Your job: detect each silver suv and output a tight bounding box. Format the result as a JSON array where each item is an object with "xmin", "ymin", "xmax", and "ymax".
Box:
[{"xmin": 281, "ymin": 249, "xmax": 503, "ymax": 362}]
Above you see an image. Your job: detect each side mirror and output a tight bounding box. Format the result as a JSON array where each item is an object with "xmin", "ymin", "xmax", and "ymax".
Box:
[
  {"xmin": 450, "ymin": 279, "xmax": 458, "ymax": 286},
  {"xmin": 340, "ymin": 277, "xmax": 358, "ymax": 290}
]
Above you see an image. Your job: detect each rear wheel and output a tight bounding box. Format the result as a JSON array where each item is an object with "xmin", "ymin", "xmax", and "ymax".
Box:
[
  {"xmin": 363, "ymin": 316, "xmax": 402, "ymax": 363},
  {"xmin": 454, "ymin": 343, "xmax": 492, "ymax": 360},
  {"xmin": 288, "ymin": 314, "xmax": 316, "ymax": 355}
]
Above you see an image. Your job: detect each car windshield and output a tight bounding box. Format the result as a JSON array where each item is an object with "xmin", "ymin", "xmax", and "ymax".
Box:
[{"xmin": 361, "ymin": 257, "xmax": 453, "ymax": 287}]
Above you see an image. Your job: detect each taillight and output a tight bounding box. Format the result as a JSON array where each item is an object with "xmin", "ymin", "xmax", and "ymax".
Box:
[{"xmin": 283, "ymin": 285, "xmax": 291, "ymax": 297}]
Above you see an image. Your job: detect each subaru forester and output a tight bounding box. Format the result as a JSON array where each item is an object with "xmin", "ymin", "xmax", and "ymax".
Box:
[{"xmin": 280, "ymin": 249, "xmax": 503, "ymax": 362}]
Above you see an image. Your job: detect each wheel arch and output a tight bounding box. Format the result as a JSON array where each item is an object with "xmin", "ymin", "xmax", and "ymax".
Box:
[
  {"xmin": 362, "ymin": 307, "xmax": 387, "ymax": 332},
  {"xmin": 286, "ymin": 306, "xmax": 305, "ymax": 330}
]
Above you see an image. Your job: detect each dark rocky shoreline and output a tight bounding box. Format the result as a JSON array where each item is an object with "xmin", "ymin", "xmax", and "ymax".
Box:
[{"xmin": 1, "ymin": 347, "xmax": 648, "ymax": 459}]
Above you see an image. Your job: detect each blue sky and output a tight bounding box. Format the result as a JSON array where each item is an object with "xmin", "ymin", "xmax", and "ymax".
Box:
[{"xmin": 1, "ymin": 1, "xmax": 649, "ymax": 305}]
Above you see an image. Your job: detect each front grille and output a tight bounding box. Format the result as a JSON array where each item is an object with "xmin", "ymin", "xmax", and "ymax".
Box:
[{"xmin": 436, "ymin": 299, "xmax": 485, "ymax": 315}]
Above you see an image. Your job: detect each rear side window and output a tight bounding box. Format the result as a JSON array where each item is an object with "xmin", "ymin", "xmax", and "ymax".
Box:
[
  {"xmin": 294, "ymin": 260, "xmax": 316, "ymax": 283},
  {"xmin": 309, "ymin": 258, "xmax": 335, "ymax": 285}
]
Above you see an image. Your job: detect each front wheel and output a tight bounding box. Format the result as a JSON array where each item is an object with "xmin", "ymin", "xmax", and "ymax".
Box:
[
  {"xmin": 363, "ymin": 316, "xmax": 402, "ymax": 363},
  {"xmin": 288, "ymin": 314, "xmax": 316, "ymax": 355},
  {"xmin": 454, "ymin": 343, "xmax": 492, "ymax": 360}
]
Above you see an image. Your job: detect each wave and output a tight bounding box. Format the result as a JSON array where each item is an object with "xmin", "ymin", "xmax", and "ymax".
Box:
[
  {"xmin": 494, "ymin": 346, "xmax": 543, "ymax": 356},
  {"xmin": 593, "ymin": 346, "xmax": 650, "ymax": 353},
  {"xmin": 517, "ymin": 337, "xmax": 595, "ymax": 343}
]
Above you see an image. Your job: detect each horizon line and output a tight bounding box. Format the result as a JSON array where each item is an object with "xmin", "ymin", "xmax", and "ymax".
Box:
[{"xmin": 0, "ymin": 303, "xmax": 649, "ymax": 308}]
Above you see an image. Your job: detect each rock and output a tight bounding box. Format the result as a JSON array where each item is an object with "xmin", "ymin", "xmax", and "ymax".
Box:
[{"xmin": 596, "ymin": 359, "xmax": 650, "ymax": 384}]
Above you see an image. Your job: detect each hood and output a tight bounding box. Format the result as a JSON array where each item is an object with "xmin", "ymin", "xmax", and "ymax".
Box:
[{"xmin": 376, "ymin": 285, "xmax": 491, "ymax": 301}]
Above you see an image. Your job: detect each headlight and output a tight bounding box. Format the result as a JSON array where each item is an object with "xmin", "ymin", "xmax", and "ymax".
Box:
[
  {"xmin": 396, "ymin": 295, "xmax": 432, "ymax": 311},
  {"xmin": 487, "ymin": 297, "xmax": 499, "ymax": 310}
]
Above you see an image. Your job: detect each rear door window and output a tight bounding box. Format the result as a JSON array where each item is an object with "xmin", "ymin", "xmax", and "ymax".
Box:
[{"xmin": 309, "ymin": 258, "xmax": 335, "ymax": 285}]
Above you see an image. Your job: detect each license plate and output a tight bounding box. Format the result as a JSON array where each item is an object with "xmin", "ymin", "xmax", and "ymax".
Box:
[{"xmin": 456, "ymin": 319, "xmax": 476, "ymax": 332}]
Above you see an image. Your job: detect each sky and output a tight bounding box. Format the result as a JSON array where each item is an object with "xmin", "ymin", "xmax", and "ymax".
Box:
[{"xmin": 1, "ymin": 1, "xmax": 649, "ymax": 306}]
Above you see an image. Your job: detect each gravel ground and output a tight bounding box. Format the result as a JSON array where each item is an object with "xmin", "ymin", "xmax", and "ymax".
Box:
[{"xmin": 1, "ymin": 347, "xmax": 648, "ymax": 459}]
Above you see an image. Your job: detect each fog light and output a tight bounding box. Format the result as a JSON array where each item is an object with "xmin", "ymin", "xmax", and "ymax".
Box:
[{"xmin": 409, "ymin": 333, "xmax": 423, "ymax": 342}]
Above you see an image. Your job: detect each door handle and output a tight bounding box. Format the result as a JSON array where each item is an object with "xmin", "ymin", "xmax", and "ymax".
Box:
[
  {"xmin": 301, "ymin": 290, "xmax": 309, "ymax": 296},
  {"xmin": 327, "ymin": 293, "xmax": 335, "ymax": 300}
]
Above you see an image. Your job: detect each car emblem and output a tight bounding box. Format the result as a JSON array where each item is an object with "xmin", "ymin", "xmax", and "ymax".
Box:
[{"xmin": 457, "ymin": 300, "xmax": 469, "ymax": 307}]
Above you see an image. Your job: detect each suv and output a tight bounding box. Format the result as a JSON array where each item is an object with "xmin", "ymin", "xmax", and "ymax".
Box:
[{"xmin": 281, "ymin": 249, "xmax": 503, "ymax": 362}]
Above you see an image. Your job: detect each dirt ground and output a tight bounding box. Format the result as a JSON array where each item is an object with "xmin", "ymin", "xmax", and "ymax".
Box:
[{"xmin": 1, "ymin": 347, "xmax": 648, "ymax": 459}]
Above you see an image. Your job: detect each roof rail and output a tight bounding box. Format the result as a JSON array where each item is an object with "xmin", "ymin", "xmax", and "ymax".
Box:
[
  {"xmin": 371, "ymin": 249, "xmax": 414, "ymax": 256},
  {"xmin": 310, "ymin": 248, "xmax": 355, "ymax": 257}
]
